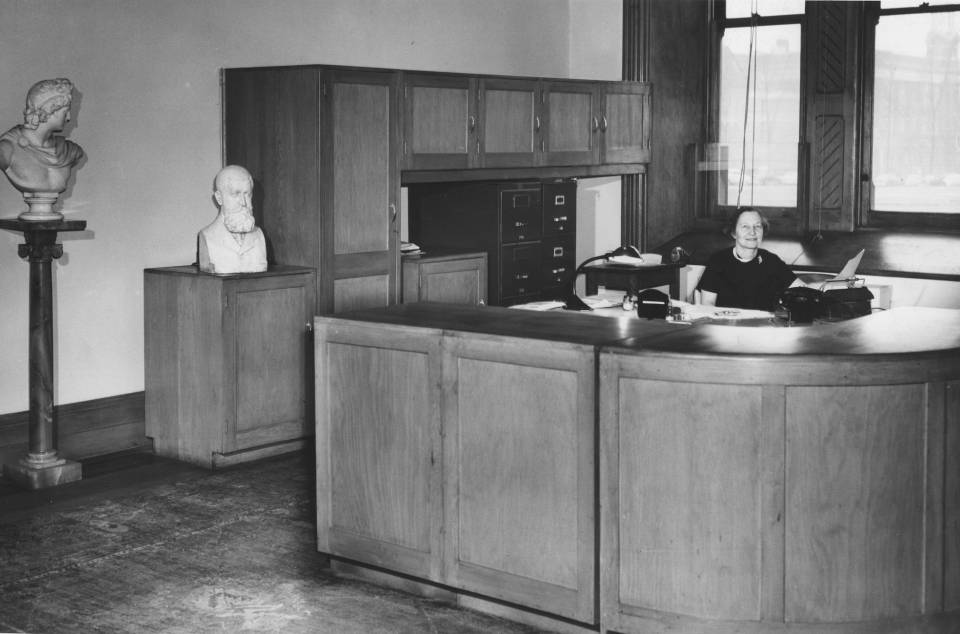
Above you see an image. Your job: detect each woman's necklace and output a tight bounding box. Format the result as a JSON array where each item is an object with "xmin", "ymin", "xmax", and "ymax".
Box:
[{"xmin": 733, "ymin": 247, "xmax": 761, "ymax": 264}]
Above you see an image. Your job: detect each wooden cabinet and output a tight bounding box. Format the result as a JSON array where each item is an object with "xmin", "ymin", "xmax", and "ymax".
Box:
[
  {"xmin": 599, "ymin": 81, "xmax": 651, "ymax": 164},
  {"xmin": 409, "ymin": 180, "xmax": 576, "ymax": 306},
  {"xmin": 314, "ymin": 308, "xmax": 598, "ymax": 623},
  {"xmin": 402, "ymin": 74, "xmax": 478, "ymax": 171},
  {"xmin": 401, "ymin": 251, "xmax": 487, "ymax": 305},
  {"xmin": 223, "ymin": 66, "xmax": 400, "ymax": 315},
  {"xmin": 144, "ymin": 265, "xmax": 315, "ymax": 469},
  {"xmin": 400, "ymin": 71, "xmax": 650, "ymax": 174}
]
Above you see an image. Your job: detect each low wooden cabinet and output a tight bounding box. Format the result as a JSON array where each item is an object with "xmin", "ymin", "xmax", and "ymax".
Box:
[
  {"xmin": 402, "ymin": 251, "xmax": 487, "ymax": 305},
  {"xmin": 144, "ymin": 265, "xmax": 316, "ymax": 468}
]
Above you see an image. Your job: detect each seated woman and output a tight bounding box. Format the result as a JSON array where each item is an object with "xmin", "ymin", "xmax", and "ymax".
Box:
[{"xmin": 697, "ymin": 209, "xmax": 802, "ymax": 311}]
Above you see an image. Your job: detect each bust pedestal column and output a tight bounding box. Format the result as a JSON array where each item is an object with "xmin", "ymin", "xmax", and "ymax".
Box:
[{"xmin": 0, "ymin": 217, "xmax": 86, "ymax": 489}]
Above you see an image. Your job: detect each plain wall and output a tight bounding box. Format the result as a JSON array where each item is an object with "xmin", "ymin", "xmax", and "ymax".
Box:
[{"xmin": 0, "ymin": 0, "xmax": 622, "ymax": 414}]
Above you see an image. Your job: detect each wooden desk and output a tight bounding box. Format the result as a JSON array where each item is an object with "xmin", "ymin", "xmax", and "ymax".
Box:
[
  {"xmin": 314, "ymin": 304, "xmax": 960, "ymax": 634},
  {"xmin": 583, "ymin": 261, "xmax": 681, "ymax": 299}
]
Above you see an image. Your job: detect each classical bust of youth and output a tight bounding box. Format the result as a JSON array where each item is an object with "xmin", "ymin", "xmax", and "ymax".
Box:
[
  {"xmin": 0, "ymin": 78, "xmax": 85, "ymax": 198},
  {"xmin": 197, "ymin": 165, "xmax": 268, "ymax": 275}
]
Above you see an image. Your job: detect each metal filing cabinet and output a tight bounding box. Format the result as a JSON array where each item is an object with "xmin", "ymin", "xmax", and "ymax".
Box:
[{"xmin": 408, "ymin": 180, "xmax": 576, "ymax": 306}]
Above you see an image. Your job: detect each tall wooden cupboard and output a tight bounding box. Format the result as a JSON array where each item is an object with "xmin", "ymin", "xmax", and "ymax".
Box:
[{"xmin": 222, "ymin": 66, "xmax": 400, "ymax": 314}]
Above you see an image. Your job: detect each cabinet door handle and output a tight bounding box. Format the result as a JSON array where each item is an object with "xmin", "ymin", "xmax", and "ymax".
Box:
[
  {"xmin": 535, "ymin": 115, "xmax": 541, "ymax": 132},
  {"xmin": 592, "ymin": 116, "xmax": 599, "ymax": 131},
  {"xmin": 600, "ymin": 115, "xmax": 608, "ymax": 132},
  {"xmin": 389, "ymin": 203, "xmax": 397, "ymax": 221},
  {"xmin": 468, "ymin": 115, "xmax": 476, "ymax": 131}
]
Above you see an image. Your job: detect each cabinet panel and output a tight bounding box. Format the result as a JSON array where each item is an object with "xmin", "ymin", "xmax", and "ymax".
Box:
[
  {"xmin": 542, "ymin": 81, "xmax": 599, "ymax": 166},
  {"xmin": 481, "ymin": 78, "xmax": 538, "ymax": 168},
  {"xmin": 403, "ymin": 74, "xmax": 477, "ymax": 170},
  {"xmin": 785, "ymin": 384, "xmax": 926, "ymax": 621},
  {"xmin": 601, "ymin": 82, "xmax": 651, "ymax": 164},
  {"xmin": 333, "ymin": 82, "xmax": 391, "ymax": 254},
  {"xmin": 235, "ymin": 285, "xmax": 307, "ymax": 437},
  {"xmin": 614, "ymin": 378, "xmax": 764, "ymax": 621},
  {"xmin": 402, "ymin": 252, "xmax": 488, "ymax": 305},
  {"xmin": 333, "ymin": 274, "xmax": 391, "ymax": 313},
  {"xmin": 443, "ymin": 336, "xmax": 597, "ymax": 622},
  {"xmin": 315, "ymin": 321, "xmax": 444, "ymax": 581}
]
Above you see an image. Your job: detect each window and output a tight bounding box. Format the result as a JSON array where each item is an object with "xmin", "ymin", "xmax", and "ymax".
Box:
[
  {"xmin": 714, "ymin": 1, "xmax": 804, "ymax": 212},
  {"xmin": 869, "ymin": 2, "xmax": 960, "ymax": 218}
]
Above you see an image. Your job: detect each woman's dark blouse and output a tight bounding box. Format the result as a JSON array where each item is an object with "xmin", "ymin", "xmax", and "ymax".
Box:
[{"xmin": 698, "ymin": 247, "xmax": 797, "ymax": 311}]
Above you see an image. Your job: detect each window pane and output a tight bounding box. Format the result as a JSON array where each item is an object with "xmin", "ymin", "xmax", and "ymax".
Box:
[
  {"xmin": 881, "ymin": 0, "xmax": 958, "ymax": 9},
  {"xmin": 718, "ymin": 25, "xmax": 801, "ymax": 207},
  {"xmin": 726, "ymin": 0, "xmax": 805, "ymax": 19},
  {"xmin": 872, "ymin": 12, "xmax": 960, "ymax": 213}
]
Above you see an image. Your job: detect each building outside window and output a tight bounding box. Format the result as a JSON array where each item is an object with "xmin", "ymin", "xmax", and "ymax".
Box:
[{"xmin": 870, "ymin": 1, "xmax": 960, "ymax": 216}]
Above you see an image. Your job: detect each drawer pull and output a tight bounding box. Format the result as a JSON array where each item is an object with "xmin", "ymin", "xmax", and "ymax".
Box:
[
  {"xmin": 515, "ymin": 221, "xmax": 526, "ymax": 228},
  {"xmin": 553, "ymin": 247, "xmax": 564, "ymax": 257},
  {"xmin": 555, "ymin": 195, "xmax": 565, "ymax": 206},
  {"xmin": 552, "ymin": 267, "xmax": 566, "ymax": 275},
  {"xmin": 553, "ymin": 215, "xmax": 568, "ymax": 222},
  {"xmin": 515, "ymin": 273, "xmax": 529, "ymax": 280}
]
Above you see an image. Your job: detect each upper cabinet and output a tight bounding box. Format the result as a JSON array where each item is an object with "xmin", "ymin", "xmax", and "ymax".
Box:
[
  {"xmin": 403, "ymin": 74, "xmax": 478, "ymax": 171},
  {"xmin": 599, "ymin": 81, "xmax": 651, "ymax": 165},
  {"xmin": 401, "ymin": 72, "xmax": 650, "ymax": 173}
]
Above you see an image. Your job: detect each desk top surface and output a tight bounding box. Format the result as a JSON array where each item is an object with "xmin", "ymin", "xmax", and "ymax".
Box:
[{"xmin": 322, "ymin": 303, "xmax": 960, "ymax": 360}]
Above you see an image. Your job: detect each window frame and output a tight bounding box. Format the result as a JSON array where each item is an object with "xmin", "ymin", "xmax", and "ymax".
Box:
[
  {"xmin": 860, "ymin": 1, "xmax": 960, "ymax": 231},
  {"xmin": 706, "ymin": 2, "xmax": 807, "ymax": 232}
]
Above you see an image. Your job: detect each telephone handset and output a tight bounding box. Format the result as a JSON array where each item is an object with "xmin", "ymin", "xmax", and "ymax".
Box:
[{"xmin": 610, "ymin": 245, "xmax": 642, "ymax": 258}]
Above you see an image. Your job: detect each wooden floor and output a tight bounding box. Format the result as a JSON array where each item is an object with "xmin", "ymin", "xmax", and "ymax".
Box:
[{"xmin": 0, "ymin": 449, "xmax": 552, "ymax": 634}]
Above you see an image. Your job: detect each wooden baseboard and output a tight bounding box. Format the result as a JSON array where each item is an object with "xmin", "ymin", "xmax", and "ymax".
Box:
[{"xmin": 0, "ymin": 391, "xmax": 150, "ymax": 462}]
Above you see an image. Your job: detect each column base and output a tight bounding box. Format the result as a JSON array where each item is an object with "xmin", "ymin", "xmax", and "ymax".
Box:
[{"xmin": 3, "ymin": 456, "xmax": 82, "ymax": 490}]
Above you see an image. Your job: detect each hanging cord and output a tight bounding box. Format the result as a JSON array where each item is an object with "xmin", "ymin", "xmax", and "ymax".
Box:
[{"xmin": 736, "ymin": 4, "xmax": 759, "ymax": 209}]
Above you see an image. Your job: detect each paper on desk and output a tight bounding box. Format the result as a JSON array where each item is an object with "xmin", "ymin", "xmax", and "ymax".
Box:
[
  {"xmin": 830, "ymin": 249, "xmax": 865, "ymax": 281},
  {"xmin": 605, "ymin": 252, "xmax": 663, "ymax": 266}
]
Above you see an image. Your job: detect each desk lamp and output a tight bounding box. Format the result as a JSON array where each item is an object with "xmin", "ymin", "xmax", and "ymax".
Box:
[{"xmin": 564, "ymin": 245, "xmax": 642, "ymax": 311}]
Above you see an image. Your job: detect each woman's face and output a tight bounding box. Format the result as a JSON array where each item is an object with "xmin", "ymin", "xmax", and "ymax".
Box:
[{"xmin": 733, "ymin": 211, "xmax": 764, "ymax": 251}]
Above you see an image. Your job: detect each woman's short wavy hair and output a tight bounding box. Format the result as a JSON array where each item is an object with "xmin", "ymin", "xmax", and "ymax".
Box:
[
  {"xmin": 22, "ymin": 78, "xmax": 74, "ymax": 130},
  {"xmin": 723, "ymin": 208, "xmax": 770, "ymax": 238}
]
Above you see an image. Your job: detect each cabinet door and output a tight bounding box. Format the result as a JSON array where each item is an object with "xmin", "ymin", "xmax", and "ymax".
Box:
[
  {"xmin": 403, "ymin": 255, "xmax": 488, "ymax": 305},
  {"xmin": 442, "ymin": 335, "xmax": 597, "ymax": 623},
  {"xmin": 600, "ymin": 81, "xmax": 651, "ymax": 164},
  {"xmin": 230, "ymin": 273, "xmax": 315, "ymax": 452},
  {"xmin": 480, "ymin": 78, "xmax": 538, "ymax": 168},
  {"xmin": 402, "ymin": 74, "xmax": 478, "ymax": 170},
  {"xmin": 315, "ymin": 319, "xmax": 444, "ymax": 582},
  {"xmin": 541, "ymin": 80, "xmax": 600, "ymax": 166},
  {"xmin": 323, "ymin": 70, "xmax": 400, "ymax": 313}
]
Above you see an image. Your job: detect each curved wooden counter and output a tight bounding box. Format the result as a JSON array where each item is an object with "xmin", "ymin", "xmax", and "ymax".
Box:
[
  {"xmin": 315, "ymin": 304, "xmax": 960, "ymax": 633},
  {"xmin": 599, "ymin": 307, "xmax": 960, "ymax": 633}
]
